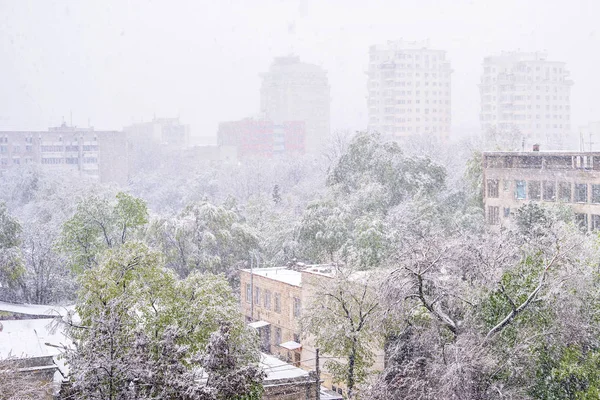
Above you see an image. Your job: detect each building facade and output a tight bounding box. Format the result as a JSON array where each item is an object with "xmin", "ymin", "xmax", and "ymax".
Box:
[
  {"xmin": 483, "ymin": 150, "xmax": 600, "ymax": 230},
  {"xmin": 479, "ymin": 52, "xmax": 573, "ymax": 149},
  {"xmin": 260, "ymin": 57, "xmax": 330, "ymax": 154},
  {"xmin": 217, "ymin": 118, "xmax": 305, "ymax": 158},
  {"xmin": 240, "ymin": 266, "xmax": 384, "ymax": 398},
  {"xmin": 123, "ymin": 117, "xmax": 190, "ymax": 173},
  {"xmin": 367, "ymin": 39, "xmax": 452, "ymax": 141},
  {"xmin": 0, "ymin": 124, "xmax": 128, "ymax": 185}
]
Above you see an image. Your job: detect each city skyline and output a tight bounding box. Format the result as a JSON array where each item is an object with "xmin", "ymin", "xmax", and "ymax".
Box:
[{"xmin": 1, "ymin": 0, "xmax": 599, "ymax": 143}]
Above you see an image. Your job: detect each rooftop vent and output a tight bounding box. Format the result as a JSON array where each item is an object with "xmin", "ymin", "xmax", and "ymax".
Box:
[{"xmin": 533, "ymin": 144, "xmax": 540, "ymax": 152}]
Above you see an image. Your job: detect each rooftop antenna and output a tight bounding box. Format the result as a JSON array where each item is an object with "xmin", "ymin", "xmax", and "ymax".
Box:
[
  {"xmin": 589, "ymin": 131, "xmax": 595, "ymax": 152},
  {"xmin": 521, "ymin": 137, "xmax": 525, "ymax": 152}
]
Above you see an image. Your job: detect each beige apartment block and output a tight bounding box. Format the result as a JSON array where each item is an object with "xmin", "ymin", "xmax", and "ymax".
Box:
[
  {"xmin": 240, "ymin": 265, "xmax": 385, "ymax": 398},
  {"xmin": 483, "ymin": 150, "xmax": 600, "ymax": 230},
  {"xmin": 0, "ymin": 123, "xmax": 128, "ymax": 185},
  {"xmin": 367, "ymin": 39, "xmax": 452, "ymax": 142},
  {"xmin": 479, "ymin": 51, "xmax": 573, "ymax": 150}
]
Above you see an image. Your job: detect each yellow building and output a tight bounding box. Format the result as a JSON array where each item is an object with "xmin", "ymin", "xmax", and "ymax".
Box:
[
  {"xmin": 483, "ymin": 150, "xmax": 600, "ymax": 230},
  {"xmin": 240, "ymin": 265, "xmax": 385, "ymax": 398}
]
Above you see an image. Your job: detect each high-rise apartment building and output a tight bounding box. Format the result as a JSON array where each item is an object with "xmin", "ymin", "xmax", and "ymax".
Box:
[
  {"xmin": 260, "ymin": 56, "xmax": 330, "ymax": 154},
  {"xmin": 479, "ymin": 52, "xmax": 573, "ymax": 149},
  {"xmin": 367, "ymin": 40, "xmax": 452, "ymax": 141}
]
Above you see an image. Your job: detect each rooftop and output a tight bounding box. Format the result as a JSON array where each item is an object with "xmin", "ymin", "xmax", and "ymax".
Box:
[{"xmin": 242, "ymin": 267, "xmax": 303, "ymax": 287}]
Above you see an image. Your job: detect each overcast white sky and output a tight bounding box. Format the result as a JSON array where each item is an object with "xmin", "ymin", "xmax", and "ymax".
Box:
[{"xmin": 1, "ymin": 0, "xmax": 598, "ymax": 141}]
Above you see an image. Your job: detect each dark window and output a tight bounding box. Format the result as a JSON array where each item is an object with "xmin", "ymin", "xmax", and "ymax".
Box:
[
  {"xmin": 264, "ymin": 290, "xmax": 272, "ymax": 310},
  {"xmin": 575, "ymin": 184, "xmax": 588, "ymax": 203},
  {"xmin": 543, "ymin": 181, "xmax": 556, "ymax": 201},
  {"xmin": 503, "ymin": 207, "xmax": 510, "ymax": 218},
  {"xmin": 293, "ymin": 297, "xmax": 301, "ymax": 318},
  {"xmin": 592, "ymin": 215, "xmax": 600, "ymax": 231},
  {"xmin": 575, "ymin": 213, "xmax": 588, "ymax": 231},
  {"xmin": 254, "ymin": 286, "xmax": 261, "ymax": 306},
  {"xmin": 275, "ymin": 327, "xmax": 282, "ymax": 344},
  {"xmin": 488, "ymin": 206, "xmax": 500, "ymax": 225},
  {"xmin": 487, "ymin": 179, "xmax": 499, "ymax": 198},
  {"xmin": 245, "ymin": 283, "xmax": 251, "ymax": 303},
  {"xmin": 558, "ymin": 182, "xmax": 571, "ymax": 202},
  {"xmin": 592, "ymin": 185, "xmax": 600, "ymax": 203},
  {"xmin": 528, "ymin": 180, "xmax": 541, "ymax": 200},
  {"xmin": 293, "ymin": 333, "xmax": 301, "ymax": 343},
  {"xmin": 515, "ymin": 180, "xmax": 526, "ymax": 199},
  {"xmin": 274, "ymin": 293, "xmax": 281, "ymax": 313}
]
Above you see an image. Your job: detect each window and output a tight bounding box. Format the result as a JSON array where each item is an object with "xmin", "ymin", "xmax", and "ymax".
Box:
[
  {"xmin": 503, "ymin": 180, "xmax": 510, "ymax": 191},
  {"xmin": 487, "ymin": 179, "xmax": 499, "ymax": 198},
  {"xmin": 592, "ymin": 185, "xmax": 600, "ymax": 203},
  {"xmin": 543, "ymin": 181, "xmax": 556, "ymax": 201},
  {"xmin": 275, "ymin": 327, "xmax": 282, "ymax": 344},
  {"xmin": 575, "ymin": 213, "xmax": 588, "ymax": 232},
  {"xmin": 592, "ymin": 215, "xmax": 600, "ymax": 231},
  {"xmin": 294, "ymin": 352, "xmax": 301, "ymax": 367},
  {"xmin": 245, "ymin": 283, "xmax": 251, "ymax": 303},
  {"xmin": 264, "ymin": 290, "xmax": 272, "ymax": 310},
  {"xmin": 274, "ymin": 293, "xmax": 281, "ymax": 313},
  {"xmin": 293, "ymin": 297, "xmax": 301, "ymax": 318},
  {"xmin": 254, "ymin": 286, "xmax": 261, "ymax": 306},
  {"xmin": 575, "ymin": 184, "xmax": 588, "ymax": 203},
  {"xmin": 528, "ymin": 181, "xmax": 541, "ymax": 201},
  {"xmin": 293, "ymin": 333, "xmax": 301, "ymax": 343},
  {"xmin": 515, "ymin": 180, "xmax": 526, "ymax": 200},
  {"xmin": 558, "ymin": 182, "xmax": 571, "ymax": 202},
  {"xmin": 487, "ymin": 206, "xmax": 499, "ymax": 225},
  {"xmin": 503, "ymin": 207, "xmax": 510, "ymax": 218}
]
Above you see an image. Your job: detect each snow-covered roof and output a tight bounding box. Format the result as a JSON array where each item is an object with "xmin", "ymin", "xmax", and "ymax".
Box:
[
  {"xmin": 260, "ymin": 353, "xmax": 308, "ymax": 380},
  {"xmin": 0, "ymin": 301, "xmax": 74, "ymax": 318},
  {"xmin": 248, "ymin": 320, "xmax": 270, "ymax": 329},
  {"xmin": 0, "ymin": 318, "xmax": 70, "ymax": 360},
  {"xmin": 242, "ymin": 268, "xmax": 302, "ymax": 287},
  {"xmin": 279, "ymin": 341, "xmax": 302, "ymax": 350}
]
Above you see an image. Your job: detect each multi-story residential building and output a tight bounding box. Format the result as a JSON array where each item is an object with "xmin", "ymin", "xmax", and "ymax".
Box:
[
  {"xmin": 479, "ymin": 52, "xmax": 573, "ymax": 149},
  {"xmin": 260, "ymin": 56, "xmax": 330, "ymax": 154},
  {"xmin": 367, "ymin": 39, "xmax": 452, "ymax": 141},
  {"xmin": 217, "ymin": 118, "xmax": 305, "ymax": 158},
  {"xmin": 123, "ymin": 117, "xmax": 190, "ymax": 173},
  {"xmin": 483, "ymin": 149, "xmax": 600, "ymax": 230},
  {"xmin": 0, "ymin": 123, "xmax": 128, "ymax": 185},
  {"xmin": 240, "ymin": 265, "xmax": 384, "ymax": 397}
]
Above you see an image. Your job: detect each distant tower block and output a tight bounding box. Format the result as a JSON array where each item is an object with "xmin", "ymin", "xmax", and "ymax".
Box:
[
  {"xmin": 367, "ymin": 39, "xmax": 453, "ymax": 142},
  {"xmin": 260, "ymin": 57, "xmax": 330, "ymax": 154}
]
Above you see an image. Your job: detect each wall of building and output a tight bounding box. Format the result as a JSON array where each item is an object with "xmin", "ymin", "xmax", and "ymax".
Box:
[
  {"xmin": 260, "ymin": 56, "xmax": 330, "ymax": 154},
  {"xmin": 480, "ymin": 52, "xmax": 573, "ymax": 150},
  {"xmin": 367, "ymin": 40, "xmax": 452, "ymax": 141},
  {"xmin": 0, "ymin": 126, "xmax": 128, "ymax": 185},
  {"xmin": 483, "ymin": 152, "xmax": 600, "ymax": 230},
  {"xmin": 239, "ymin": 270, "xmax": 303, "ymax": 361}
]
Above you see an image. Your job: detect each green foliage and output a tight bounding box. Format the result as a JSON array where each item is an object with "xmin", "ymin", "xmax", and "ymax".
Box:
[
  {"xmin": 530, "ymin": 345, "xmax": 600, "ymax": 399},
  {"xmin": 149, "ymin": 201, "xmax": 261, "ymax": 278},
  {"xmin": 0, "ymin": 202, "xmax": 24, "ymax": 291},
  {"xmin": 75, "ymin": 241, "xmax": 254, "ymax": 357},
  {"xmin": 327, "ymin": 132, "xmax": 446, "ymax": 210},
  {"xmin": 59, "ymin": 192, "xmax": 149, "ymax": 272},
  {"xmin": 464, "ymin": 150, "xmax": 483, "ymax": 207}
]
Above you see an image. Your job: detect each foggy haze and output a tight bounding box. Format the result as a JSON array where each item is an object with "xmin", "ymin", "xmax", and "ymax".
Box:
[{"xmin": 1, "ymin": 0, "xmax": 599, "ymax": 140}]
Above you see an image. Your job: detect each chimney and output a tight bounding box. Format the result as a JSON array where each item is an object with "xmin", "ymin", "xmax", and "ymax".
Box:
[{"xmin": 533, "ymin": 144, "xmax": 540, "ymax": 152}]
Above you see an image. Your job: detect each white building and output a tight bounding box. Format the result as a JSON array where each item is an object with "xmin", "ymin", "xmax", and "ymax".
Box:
[
  {"xmin": 479, "ymin": 51, "xmax": 573, "ymax": 150},
  {"xmin": 367, "ymin": 39, "xmax": 452, "ymax": 141},
  {"xmin": 260, "ymin": 56, "xmax": 330, "ymax": 154}
]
